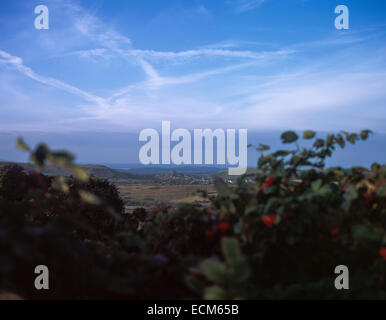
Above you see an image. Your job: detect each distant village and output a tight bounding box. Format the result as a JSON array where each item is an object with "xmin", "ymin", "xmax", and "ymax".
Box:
[{"xmin": 154, "ymin": 170, "xmax": 213, "ymax": 185}]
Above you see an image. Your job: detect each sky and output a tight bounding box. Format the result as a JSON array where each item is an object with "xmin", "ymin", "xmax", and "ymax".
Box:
[{"xmin": 0, "ymin": 0, "xmax": 385, "ymax": 166}]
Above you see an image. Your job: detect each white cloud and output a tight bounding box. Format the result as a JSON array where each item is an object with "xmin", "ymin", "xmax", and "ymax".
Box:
[
  {"xmin": 0, "ymin": 50, "xmax": 108, "ymax": 108},
  {"xmin": 235, "ymin": 0, "xmax": 266, "ymax": 13}
]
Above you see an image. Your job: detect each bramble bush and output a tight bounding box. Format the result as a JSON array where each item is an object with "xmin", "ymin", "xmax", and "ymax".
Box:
[
  {"xmin": 0, "ymin": 130, "xmax": 385, "ymax": 299},
  {"xmin": 185, "ymin": 130, "xmax": 386, "ymax": 299}
]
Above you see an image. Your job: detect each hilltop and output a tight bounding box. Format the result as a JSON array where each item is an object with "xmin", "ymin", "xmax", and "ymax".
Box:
[
  {"xmin": 0, "ymin": 162, "xmax": 222, "ymax": 185},
  {"xmin": 0, "ymin": 161, "xmax": 137, "ymax": 183}
]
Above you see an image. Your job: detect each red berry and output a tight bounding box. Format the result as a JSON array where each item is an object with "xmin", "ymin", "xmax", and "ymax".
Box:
[
  {"xmin": 262, "ymin": 214, "xmax": 277, "ymax": 228},
  {"xmin": 260, "ymin": 177, "xmax": 276, "ymax": 193},
  {"xmin": 205, "ymin": 229, "xmax": 216, "ymax": 240},
  {"xmin": 330, "ymin": 227, "xmax": 340, "ymax": 241},
  {"xmin": 363, "ymin": 193, "xmax": 374, "ymax": 203},
  {"xmin": 218, "ymin": 221, "xmax": 231, "ymax": 233},
  {"xmin": 331, "ymin": 228, "xmax": 340, "ymax": 236},
  {"xmin": 379, "ymin": 247, "xmax": 386, "ymax": 260},
  {"xmin": 343, "ymin": 187, "xmax": 349, "ymax": 193}
]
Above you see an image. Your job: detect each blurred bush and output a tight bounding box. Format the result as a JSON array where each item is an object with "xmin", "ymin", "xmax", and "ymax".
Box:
[{"xmin": 0, "ymin": 131, "xmax": 385, "ymax": 299}]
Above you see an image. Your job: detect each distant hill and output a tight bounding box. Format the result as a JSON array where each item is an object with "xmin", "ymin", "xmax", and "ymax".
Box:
[
  {"xmin": 0, "ymin": 161, "xmax": 137, "ymax": 181},
  {"xmin": 0, "ymin": 161, "xmax": 231, "ymax": 185}
]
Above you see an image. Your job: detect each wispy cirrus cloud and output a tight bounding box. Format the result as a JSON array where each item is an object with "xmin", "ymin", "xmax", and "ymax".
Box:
[
  {"xmin": 55, "ymin": 0, "xmax": 281, "ymax": 86},
  {"xmin": 234, "ymin": 0, "xmax": 266, "ymax": 13},
  {"xmin": 0, "ymin": 50, "xmax": 108, "ymax": 108}
]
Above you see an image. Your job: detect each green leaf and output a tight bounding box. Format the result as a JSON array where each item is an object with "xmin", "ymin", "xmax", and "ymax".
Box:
[
  {"xmin": 281, "ymin": 131, "xmax": 299, "ymax": 144},
  {"xmin": 326, "ymin": 135, "xmax": 334, "ymax": 147},
  {"xmin": 204, "ymin": 286, "xmax": 227, "ymax": 300},
  {"xmin": 256, "ymin": 144, "xmax": 270, "ymax": 152},
  {"xmin": 371, "ymin": 163, "xmax": 381, "ymax": 172},
  {"xmin": 335, "ymin": 135, "xmax": 345, "ymax": 149},
  {"xmin": 344, "ymin": 184, "xmax": 358, "ymax": 201},
  {"xmin": 199, "ymin": 259, "xmax": 228, "ymax": 285},
  {"xmin": 49, "ymin": 151, "xmax": 75, "ymax": 167},
  {"xmin": 274, "ymin": 150, "xmax": 291, "ymax": 157},
  {"xmin": 233, "ymin": 220, "xmax": 243, "ymax": 234},
  {"xmin": 318, "ymin": 184, "xmax": 332, "ymax": 197},
  {"xmin": 264, "ymin": 197, "xmax": 280, "ymax": 214},
  {"xmin": 313, "ymin": 139, "xmax": 325, "ymax": 149},
  {"xmin": 360, "ymin": 130, "xmax": 373, "ymax": 141},
  {"xmin": 341, "ymin": 200, "xmax": 350, "ymax": 211},
  {"xmin": 70, "ymin": 166, "xmax": 90, "ymax": 182},
  {"xmin": 376, "ymin": 185, "xmax": 386, "ymax": 197},
  {"xmin": 30, "ymin": 144, "xmax": 50, "ymax": 168},
  {"xmin": 341, "ymin": 131, "xmax": 349, "ymax": 139},
  {"xmin": 222, "ymin": 238, "xmax": 242, "ymax": 268},
  {"xmin": 262, "ymin": 185, "xmax": 276, "ymax": 195},
  {"xmin": 244, "ymin": 205, "xmax": 258, "ymax": 215},
  {"xmin": 347, "ymin": 133, "xmax": 358, "ymax": 144},
  {"xmin": 303, "ymin": 130, "xmax": 316, "ymax": 139},
  {"xmin": 79, "ymin": 190, "xmax": 101, "ymax": 205},
  {"xmin": 16, "ymin": 137, "xmax": 30, "ymax": 151},
  {"xmin": 352, "ymin": 225, "xmax": 381, "ymax": 242},
  {"xmin": 311, "ymin": 179, "xmax": 323, "ymax": 192},
  {"xmin": 52, "ymin": 176, "xmax": 69, "ymax": 193}
]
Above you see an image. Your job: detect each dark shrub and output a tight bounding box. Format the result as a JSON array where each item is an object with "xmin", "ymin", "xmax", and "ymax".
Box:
[{"xmin": 0, "ymin": 131, "xmax": 385, "ymax": 299}]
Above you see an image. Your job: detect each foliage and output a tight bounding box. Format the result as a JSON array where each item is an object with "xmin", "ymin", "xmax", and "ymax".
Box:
[{"xmin": 0, "ymin": 130, "xmax": 385, "ymax": 299}]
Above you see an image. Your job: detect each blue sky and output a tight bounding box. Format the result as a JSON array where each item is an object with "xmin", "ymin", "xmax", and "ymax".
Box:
[{"xmin": 0, "ymin": 0, "xmax": 385, "ymax": 165}]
